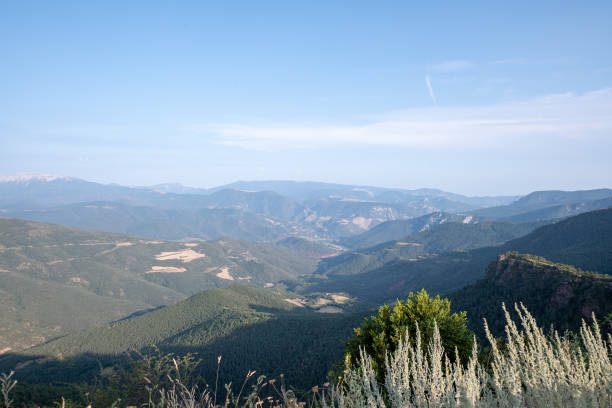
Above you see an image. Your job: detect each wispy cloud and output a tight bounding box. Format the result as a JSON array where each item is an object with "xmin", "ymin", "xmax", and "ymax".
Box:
[
  {"xmin": 431, "ymin": 60, "xmax": 474, "ymax": 73},
  {"xmin": 186, "ymin": 88, "xmax": 612, "ymax": 151},
  {"xmin": 425, "ymin": 75, "xmax": 437, "ymax": 106},
  {"xmin": 489, "ymin": 58, "xmax": 528, "ymax": 66}
]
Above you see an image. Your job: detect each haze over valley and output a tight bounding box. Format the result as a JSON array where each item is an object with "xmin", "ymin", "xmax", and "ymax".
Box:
[
  {"xmin": 2, "ymin": 174, "xmax": 611, "ymax": 355},
  {"xmin": 2, "ymin": 1, "xmax": 611, "ymax": 406}
]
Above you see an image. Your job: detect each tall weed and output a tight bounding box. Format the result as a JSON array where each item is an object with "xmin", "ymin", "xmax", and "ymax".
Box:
[{"xmin": 324, "ymin": 303, "xmax": 611, "ymax": 408}]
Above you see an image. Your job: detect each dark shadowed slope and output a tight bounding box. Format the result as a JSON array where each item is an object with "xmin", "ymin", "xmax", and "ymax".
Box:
[
  {"xmin": 449, "ymin": 252, "xmax": 612, "ymax": 340},
  {"xmin": 290, "ymin": 208, "xmax": 612, "ymax": 307},
  {"xmin": 2, "ymin": 285, "xmax": 363, "ymax": 391}
]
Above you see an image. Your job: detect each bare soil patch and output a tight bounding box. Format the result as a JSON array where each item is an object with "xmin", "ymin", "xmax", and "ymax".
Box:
[
  {"xmin": 155, "ymin": 249, "xmax": 206, "ymax": 262},
  {"xmin": 284, "ymin": 298, "xmax": 305, "ymax": 307},
  {"xmin": 146, "ymin": 266, "xmax": 187, "ymax": 274},
  {"xmin": 216, "ymin": 267, "xmax": 234, "ymax": 280},
  {"xmin": 316, "ymin": 306, "xmax": 343, "ymax": 313},
  {"xmin": 330, "ymin": 294, "xmax": 350, "ymax": 303}
]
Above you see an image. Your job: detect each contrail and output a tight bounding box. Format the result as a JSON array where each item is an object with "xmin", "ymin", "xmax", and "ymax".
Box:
[{"xmin": 425, "ymin": 75, "xmax": 437, "ymax": 106}]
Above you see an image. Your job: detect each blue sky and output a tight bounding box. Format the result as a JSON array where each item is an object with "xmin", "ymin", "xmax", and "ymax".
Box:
[{"xmin": 1, "ymin": 1, "xmax": 611, "ymax": 195}]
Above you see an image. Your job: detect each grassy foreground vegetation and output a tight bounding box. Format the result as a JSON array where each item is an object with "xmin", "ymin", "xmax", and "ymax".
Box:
[{"xmin": 2, "ymin": 302, "xmax": 610, "ymax": 407}]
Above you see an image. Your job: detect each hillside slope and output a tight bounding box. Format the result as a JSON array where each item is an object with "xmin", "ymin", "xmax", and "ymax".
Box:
[
  {"xmin": 0, "ymin": 218, "xmax": 317, "ymax": 352},
  {"xmin": 291, "ymin": 208, "xmax": 612, "ymax": 307},
  {"xmin": 502, "ymin": 208, "xmax": 612, "ymax": 275},
  {"xmin": 450, "ymin": 252, "xmax": 612, "ymax": 339},
  {"xmin": 471, "ymin": 189, "xmax": 612, "ymax": 220},
  {"xmin": 1, "ymin": 285, "xmax": 363, "ymax": 390},
  {"xmin": 4, "ymin": 202, "xmax": 292, "ymax": 242},
  {"xmin": 340, "ymin": 211, "xmax": 481, "ymax": 249},
  {"xmin": 317, "ymin": 220, "xmax": 540, "ymax": 278}
]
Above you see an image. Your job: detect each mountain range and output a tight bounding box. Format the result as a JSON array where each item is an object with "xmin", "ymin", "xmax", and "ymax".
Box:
[
  {"xmin": 286, "ymin": 208, "xmax": 612, "ymax": 308},
  {"xmin": 3, "ymin": 175, "xmax": 612, "ymax": 244},
  {"xmin": 1, "ymin": 174, "xmax": 611, "ymax": 399}
]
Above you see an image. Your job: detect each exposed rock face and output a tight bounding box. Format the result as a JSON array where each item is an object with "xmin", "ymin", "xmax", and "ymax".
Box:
[{"xmin": 451, "ymin": 252, "xmax": 612, "ymax": 339}]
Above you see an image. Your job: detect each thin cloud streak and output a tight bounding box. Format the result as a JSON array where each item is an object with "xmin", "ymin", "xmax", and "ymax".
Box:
[
  {"xmin": 431, "ymin": 60, "xmax": 474, "ymax": 72},
  {"xmin": 425, "ymin": 75, "xmax": 438, "ymax": 106},
  {"xmin": 187, "ymin": 88, "xmax": 612, "ymax": 151}
]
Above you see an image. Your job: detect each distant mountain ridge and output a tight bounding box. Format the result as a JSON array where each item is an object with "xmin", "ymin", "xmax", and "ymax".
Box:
[
  {"xmin": 315, "ymin": 220, "xmax": 541, "ymax": 279},
  {"xmin": 340, "ymin": 211, "xmax": 481, "ymax": 249},
  {"xmin": 289, "ymin": 208, "xmax": 612, "ymax": 307},
  {"xmin": 2, "ymin": 174, "xmax": 610, "ymax": 243},
  {"xmin": 211, "ymin": 180, "xmax": 520, "ymax": 207},
  {"xmin": 471, "ymin": 188, "xmax": 612, "ymax": 220},
  {"xmin": 0, "ymin": 175, "xmax": 521, "ymax": 241},
  {"xmin": 0, "ymin": 173, "xmax": 76, "ymax": 183},
  {"xmin": 502, "ymin": 196, "xmax": 612, "ymax": 223},
  {"xmin": 512, "ymin": 189, "xmax": 612, "ymax": 207},
  {"xmin": 2, "ymin": 202, "xmax": 292, "ymax": 242}
]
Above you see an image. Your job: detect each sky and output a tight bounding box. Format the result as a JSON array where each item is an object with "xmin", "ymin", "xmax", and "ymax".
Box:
[{"xmin": 1, "ymin": 1, "xmax": 611, "ymax": 196}]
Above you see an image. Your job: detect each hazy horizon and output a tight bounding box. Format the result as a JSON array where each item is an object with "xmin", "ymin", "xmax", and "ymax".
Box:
[
  {"xmin": 3, "ymin": 171, "xmax": 612, "ymax": 199},
  {"xmin": 2, "ymin": 1, "xmax": 611, "ymax": 196}
]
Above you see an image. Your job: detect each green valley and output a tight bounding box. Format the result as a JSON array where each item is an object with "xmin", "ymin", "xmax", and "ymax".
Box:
[{"xmin": 0, "ymin": 217, "xmax": 318, "ymax": 352}]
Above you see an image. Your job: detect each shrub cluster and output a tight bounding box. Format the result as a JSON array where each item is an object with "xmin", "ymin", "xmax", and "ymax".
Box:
[{"xmin": 325, "ymin": 304, "xmax": 611, "ymax": 407}]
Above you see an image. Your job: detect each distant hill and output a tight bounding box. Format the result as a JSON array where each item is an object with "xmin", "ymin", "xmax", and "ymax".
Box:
[
  {"xmin": 276, "ymin": 237, "xmax": 338, "ymax": 258},
  {"xmin": 4, "ymin": 175, "xmax": 610, "ymax": 244},
  {"xmin": 0, "ymin": 175, "xmax": 152, "ymax": 209},
  {"xmin": 3, "ymin": 202, "xmax": 292, "ymax": 242},
  {"xmin": 512, "ymin": 189, "xmax": 612, "ymax": 207},
  {"xmin": 502, "ymin": 196, "xmax": 612, "ymax": 223},
  {"xmin": 297, "ymin": 197, "xmax": 429, "ymax": 238},
  {"xmin": 211, "ymin": 180, "xmax": 519, "ymax": 208},
  {"xmin": 315, "ymin": 220, "xmax": 539, "ymax": 278},
  {"xmin": 2, "ymin": 175, "xmax": 514, "ymax": 242},
  {"xmin": 500, "ymin": 208, "xmax": 612, "ymax": 275},
  {"xmin": 0, "ymin": 218, "xmax": 317, "ymax": 352},
  {"xmin": 0, "ymin": 175, "xmax": 303, "ymax": 215},
  {"xmin": 198, "ymin": 189, "xmax": 304, "ymax": 221},
  {"xmin": 340, "ymin": 211, "xmax": 481, "ymax": 249},
  {"xmin": 390, "ymin": 221, "xmax": 543, "ymax": 254},
  {"xmin": 137, "ymin": 182, "xmax": 210, "ymax": 195},
  {"xmin": 289, "ymin": 208, "xmax": 612, "ymax": 307},
  {"xmin": 450, "ymin": 252, "xmax": 612, "ymax": 340},
  {"xmin": 1, "ymin": 285, "xmax": 363, "ymax": 391},
  {"xmin": 471, "ymin": 189, "xmax": 612, "ymax": 220}
]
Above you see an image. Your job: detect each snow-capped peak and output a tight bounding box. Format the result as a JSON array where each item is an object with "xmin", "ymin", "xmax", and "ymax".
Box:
[{"xmin": 0, "ymin": 173, "xmax": 75, "ymax": 183}]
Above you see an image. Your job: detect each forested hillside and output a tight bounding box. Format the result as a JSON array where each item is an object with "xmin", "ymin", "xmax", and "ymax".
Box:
[
  {"xmin": 4, "ymin": 202, "xmax": 293, "ymax": 242},
  {"xmin": 471, "ymin": 189, "xmax": 612, "ymax": 220},
  {"xmin": 289, "ymin": 208, "xmax": 612, "ymax": 307},
  {"xmin": 450, "ymin": 252, "xmax": 612, "ymax": 340},
  {"xmin": 314, "ymin": 220, "xmax": 540, "ymax": 279},
  {"xmin": 0, "ymin": 285, "xmax": 364, "ymax": 391},
  {"xmin": 500, "ymin": 208, "xmax": 612, "ymax": 274},
  {"xmin": 340, "ymin": 211, "xmax": 481, "ymax": 249},
  {"xmin": 0, "ymin": 218, "xmax": 318, "ymax": 352}
]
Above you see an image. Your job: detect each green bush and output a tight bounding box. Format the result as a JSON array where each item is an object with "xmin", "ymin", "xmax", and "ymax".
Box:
[
  {"xmin": 326, "ymin": 304, "xmax": 612, "ymax": 407},
  {"xmin": 344, "ymin": 289, "xmax": 474, "ymax": 381}
]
